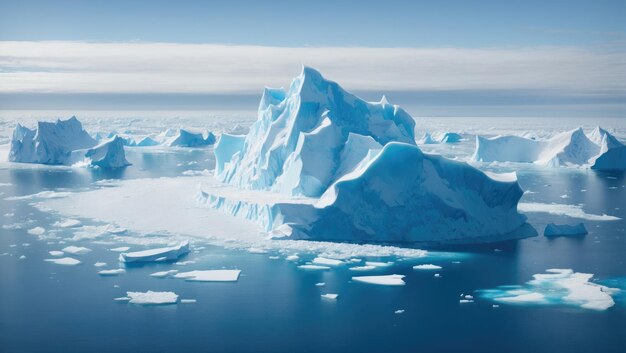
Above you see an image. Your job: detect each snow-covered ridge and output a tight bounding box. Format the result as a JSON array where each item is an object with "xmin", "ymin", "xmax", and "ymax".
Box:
[
  {"xmin": 9, "ymin": 117, "xmax": 130, "ymax": 168},
  {"xmin": 472, "ymin": 127, "xmax": 626, "ymax": 170}
]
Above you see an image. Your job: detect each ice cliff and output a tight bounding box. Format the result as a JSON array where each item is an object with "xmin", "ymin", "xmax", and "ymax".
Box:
[
  {"xmin": 205, "ymin": 67, "xmax": 529, "ymax": 243},
  {"xmin": 472, "ymin": 127, "xmax": 626, "ymax": 170},
  {"xmin": 9, "ymin": 117, "xmax": 130, "ymax": 168}
]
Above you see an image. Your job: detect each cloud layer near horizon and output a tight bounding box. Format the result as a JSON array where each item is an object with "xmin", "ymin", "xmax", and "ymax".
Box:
[{"xmin": 0, "ymin": 41, "xmax": 624, "ymax": 96}]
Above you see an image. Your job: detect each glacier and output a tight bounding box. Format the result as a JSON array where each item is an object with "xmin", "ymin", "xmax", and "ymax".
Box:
[
  {"xmin": 8, "ymin": 117, "xmax": 130, "ymax": 168},
  {"xmin": 472, "ymin": 127, "xmax": 626, "ymax": 170},
  {"xmin": 203, "ymin": 67, "xmax": 530, "ymax": 243}
]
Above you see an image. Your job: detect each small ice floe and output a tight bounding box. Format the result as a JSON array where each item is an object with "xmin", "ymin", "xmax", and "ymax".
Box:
[
  {"xmin": 349, "ymin": 258, "xmax": 362, "ymax": 263},
  {"xmin": 492, "ymin": 304, "xmax": 500, "ymax": 308},
  {"xmin": 2, "ymin": 223, "xmax": 23, "ymax": 230},
  {"xmin": 247, "ymin": 247, "xmax": 268, "ymax": 254},
  {"xmin": 518, "ymin": 202, "xmax": 620, "ymax": 221},
  {"xmin": 109, "ymin": 246, "xmax": 130, "ymax": 252},
  {"xmin": 349, "ymin": 265, "xmax": 376, "ymax": 271},
  {"xmin": 298, "ymin": 264, "xmax": 330, "ymax": 270},
  {"xmin": 4, "ymin": 213, "xmax": 14, "ymax": 217},
  {"xmin": 98, "ymin": 268, "xmax": 126, "ymax": 276},
  {"xmin": 175, "ymin": 260, "xmax": 195, "ymax": 266},
  {"xmin": 48, "ymin": 251, "xmax": 64, "ymax": 256},
  {"xmin": 174, "ymin": 269, "xmax": 241, "ymax": 282},
  {"xmin": 459, "ymin": 299, "xmax": 474, "ymax": 304},
  {"xmin": 62, "ymin": 246, "xmax": 92, "ymax": 255},
  {"xmin": 434, "ymin": 273, "xmax": 441, "ymax": 278},
  {"xmin": 27, "ymin": 227, "xmax": 45, "ymax": 235},
  {"xmin": 150, "ymin": 270, "xmax": 179, "ymax": 278},
  {"xmin": 315, "ymin": 282, "xmax": 326, "ymax": 287},
  {"xmin": 394, "ymin": 309, "xmax": 405, "ymax": 314},
  {"xmin": 352, "ymin": 274, "xmax": 406, "ymax": 286},
  {"xmin": 321, "ymin": 293, "xmax": 338, "ymax": 301},
  {"xmin": 544, "ymin": 223, "xmax": 588, "ymax": 237},
  {"xmin": 365, "ymin": 261, "xmax": 393, "ymax": 267},
  {"xmin": 413, "ymin": 264, "xmax": 442, "ymax": 270},
  {"xmin": 19, "ymin": 255, "xmax": 26, "ymax": 260},
  {"xmin": 312, "ymin": 257, "xmax": 344, "ymax": 266},
  {"xmin": 268, "ymin": 256, "xmax": 280, "ymax": 260},
  {"xmin": 478, "ymin": 269, "xmax": 618, "ymax": 310},
  {"xmin": 94, "ymin": 262, "xmax": 107, "ymax": 267},
  {"xmin": 118, "ymin": 241, "xmax": 189, "ymax": 263},
  {"xmin": 560, "ymin": 194, "xmax": 569, "ymax": 199},
  {"xmin": 126, "ymin": 291, "xmax": 179, "ymax": 305},
  {"xmin": 286, "ymin": 255, "xmax": 300, "ymax": 261},
  {"xmin": 180, "ymin": 299, "xmax": 197, "ymax": 304},
  {"xmin": 44, "ymin": 257, "xmax": 81, "ymax": 266},
  {"xmin": 53, "ymin": 219, "xmax": 82, "ymax": 228}
]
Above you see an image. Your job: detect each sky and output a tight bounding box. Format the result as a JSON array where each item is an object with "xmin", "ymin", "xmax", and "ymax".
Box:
[{"xmin": 0, "ymin": 0, "xmax": 625, "ymax": 117}]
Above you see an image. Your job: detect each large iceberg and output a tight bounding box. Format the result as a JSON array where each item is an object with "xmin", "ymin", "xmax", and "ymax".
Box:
[
  {"xmin": 167, "ymin": 129, "xmax": 216, "ymax": 147},
  {"xmin": 203, "ymin": 68, "xmax": 530, "ymax": 243},
  {"xmin": 9, "ymin": 117, "xmax": 130, "ymax": 168},
  {"xmin": 215, "ymin": 67, "xmax": 415, "ymax": 197},
  {"xmin": 472, "ymin": 127, "xmax": 626, "ymax": 170}
]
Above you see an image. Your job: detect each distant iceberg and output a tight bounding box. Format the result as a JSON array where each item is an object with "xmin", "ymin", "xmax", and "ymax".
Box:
[
  {"xmin": 472, "ymin": 127, "xmax": 626, "ymax": 170},
  {"xmin": 203, "ymin": 68, "xmax": 530, "ymax": 243},
  {"xmin": 167, "ymin": 129, "xmax": 216, "ymax": 147},
  {"xmin": 9, "ymin": 117, "xmax": 130, "ymax": 169},
  {"xmin": 544, "ymin": 223, "xmax": 588, "ymax": 237},
  {"xmin": 439, "ymin": 132, "xmax": 462, "ymax": 143},
  {"xmin": 136, "ymin": 136, "xmax": 159, "ymax": 147}
]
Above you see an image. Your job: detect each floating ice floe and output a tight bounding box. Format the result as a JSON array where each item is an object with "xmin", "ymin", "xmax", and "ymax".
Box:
[
  {"xmin": 150, "ymin": 270, "xmax": 179, "ymax": 278},
  {"xmin": 312, "ymin": 257, "xmax": 344, "ymax": 266},
  {"xmin": 365, "ymin": 261, "xmax": 393, "ymax": 268},
  {"xmin": 98, "ymin": 268, "xmax": 126, "ymax": 276},
  {"xmin": 394, "ymin": 309, "xmax": 405, "ymax": 314},
  {"xmin": 321, "ymin": 293, "xmax": 338, "ymax": 300},
  {"xmin": 298, "ymin": 264, "xmax": 331, "ymax": 270},
  {"xmin": 472, "ymin": 127, "xmax": 626, "ymax": 171},
  {"xmin": 413, "ymin": 264, "xmax": 442, "ymax": 270},
  {"xmin": 544, "ymin": 223, "xmax": 588, "ymax": 237},
  {"xmin": 109, "ymin": 246, "xmax": 130, "ymax": 252},
  {"xmin": 349, "ymin": 266, "xmax": 376, "ymax": 271},
  {"xmin": 44, "ymin": 257, "xmax": 81, "ymax": 266},
  {"xmin": 180, "ymin": 299, "xmax": 197, "ymax": 304},
  {"xmin": 118, "ymin": 241, "xmax": 190, "ymax": 263},
  {"xmin": 174, "ymin": 270, "xmax": 241, "ymax": 282},
  {"xmin": 518, "ymin": 202, "xmax": 620, "ymax": 221},
  {"xmin": 27, "ymin": 227, "xmax": 45, "ymax": 235},
  {"xmin": 48, "ymin": 250, "xmax": 64, "ymax": 256},
  {"xmin": 352, "ymin": 274, "xmax": 406, "ymax": 286},
  {"xmin": 9, "ymin": 117, "xmax": 130, "ymax": 168},
  {"xmin": 94, "ymin": 262, "xmax": 107, "ymax": 267},
  {"xmin": 62, "ymin": 246, "xmax": 92, "ymax": 255},
  {"xmin": 53, "ymin": 219, "xmax": 81, "ymax": 228},
  {"xmin": 126, "ymin": 291, "xmax": 179, "ymax": 305},
  {"xmin": 478, "ymin": 269, "xmax": 619, "ymax": 310}
]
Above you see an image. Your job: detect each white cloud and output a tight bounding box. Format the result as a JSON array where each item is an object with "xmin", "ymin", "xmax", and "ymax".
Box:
[{"xmin": 0, "ymin": 41, "xmax": 624, "ymax": 95}]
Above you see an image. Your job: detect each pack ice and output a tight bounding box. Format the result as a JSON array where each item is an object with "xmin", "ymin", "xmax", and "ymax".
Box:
[
  {"xmin": 205, "ymin": 67, "xmax": 529, "ymax": 243},
  {"xmin": 9, "ymin": 117, "xmax": 130, "ymax": 168},
  {"xmin": 472, "ymin": 127, "xmax": 626, "ymax": 170}
]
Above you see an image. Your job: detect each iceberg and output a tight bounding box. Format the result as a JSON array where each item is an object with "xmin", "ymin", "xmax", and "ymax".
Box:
[
  {"xmin": 413, "ymin": 264, "xmax": 442, "ymax": 270},
  {"xmin": 417, "ymin": 132, "xmax": 438, "ymax": 144},
  {"xmin": 473, "ymin": 127, "xmax": 626, "ymax": 170},
  {"xmin": 8, "ymin": 117, "xmax": 130, "ymax": 168},
  {"xmin": 215, "ymin": 67, "xmax": 415, "ymax": 198},
  {"xmin": 118, "ymin": 241, "xmax": 190, "ymax": 263},
  {"xmin": 439, "ymin": 132, "xmax": 462, "ymax": 143},
  {"xmin": 44, "ymin": 257, "xmax": 81, "ymax": 266},
  {"xmin": 204, "ymin": 68, "xmax": 530, "ymax": 243},
  {"xmin": 167, "ymin": 129, "xmax": 216, "ymax": 147},
  {"xmin": 544, "ymin": 223, "xmax": 588, "ymax": 236},
  {"xmin": 352, "ymin": 274, "xmax": 406, "ymax": 286},
  {"xmin": 136, "ymin": 136, "xmax": 159, "ymax": 147}
]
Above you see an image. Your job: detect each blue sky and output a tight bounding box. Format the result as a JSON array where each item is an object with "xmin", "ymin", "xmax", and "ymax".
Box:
[{"xmin": 0, "ymin": 0, "xmax": 625, "ymax": 117}]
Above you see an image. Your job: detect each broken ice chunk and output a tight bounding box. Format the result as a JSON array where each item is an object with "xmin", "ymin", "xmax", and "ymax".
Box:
[
  {"xmin": 150, "ymin": 270, "xmax": 179, "ymax": 278},
  {"xmin": 413, "ymin": 264, "xmax": 442, "ymax": 270},
  {"xmin": 321, "ymin": 293, "xmax": 338, "ymax": 300},
  {"xmin": 298, "ymin": 265, "xmax": 330, "ymax": 270},
  {"xmin": 313, "ymin": 257, "xmax": 344, "ymax": 266},
  {"xmin": 118, "ymin": 241, "xmax": 189, "ymax": 263},
  {"xmin": 352, "ymin": 274, "xmax": 405, "ymax": 286},
  {"xmin": 27, "ymin": 227, "xmax": 45, "ymax": 235},
  {"xmin": 44, "ymin": 257, "xmax": 81, "ymax": 266},
  {"xmin": 98, "ymin": 268, "xmax": 126, "ymax": 276},
  {"xmin": 62, "ymin": 246, "xmax": 92, "ymax": 255},
  {"xmin": 126, "ymin": 291, "xmax": 178, "ymax": 305}
]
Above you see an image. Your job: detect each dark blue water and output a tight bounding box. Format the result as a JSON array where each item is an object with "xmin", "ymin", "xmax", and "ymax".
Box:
[{"xmin": 1, "ymin": 147, "xmax": 625, "ymax": 353}]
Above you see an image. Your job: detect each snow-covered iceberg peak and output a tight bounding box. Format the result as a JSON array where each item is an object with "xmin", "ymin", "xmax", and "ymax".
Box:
[
  {"xmin": 10, "ymin": 116, "xmax": 97, "ymax": 165},
  {"xmin": 9, "ymin": 117, "xmax": 130, "ymax": 169},
  {"xmin": 472, "ymin": 126, "xmax": 626, "ymax": 170},
  {"xmin": 216, "ymin": 66, "xmax": 416, "ymax": 197}
]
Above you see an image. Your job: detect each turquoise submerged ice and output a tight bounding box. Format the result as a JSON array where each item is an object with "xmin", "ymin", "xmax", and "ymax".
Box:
[{"xmin": 210, "ymin": 67, "xmax": 528, "ymax": 242}]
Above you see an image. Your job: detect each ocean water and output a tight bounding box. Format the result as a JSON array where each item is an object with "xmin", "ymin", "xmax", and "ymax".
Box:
[{"xmin": 1, "ymin": 116, "xmax": 625, "ymax": 353}]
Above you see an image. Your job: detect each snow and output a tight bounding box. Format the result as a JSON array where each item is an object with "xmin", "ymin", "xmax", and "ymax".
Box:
[
  {"xmin": 544, "ymin": 223, "xmax": 588, "ymax": 236},
  {"xmin": 9, "ymin": 117, "xmax": 129, "ymax": 168},
  {"xmin": 126, "ymin": 291, "xmax": 178, "ymax": 305},
  {"xmin": 173, "ymin": 269, "xmax": 241, "ymax": 282},
  {"xmin": 352, "ymin": 274, "xmax": 406, "ymax": 286},
  {"xmin": 27, "ymin": 227, "xmax": 45, "ymax": 235},
  {"xmin": 413, "ymin": 264, "xmax": 442, "ymax": 270},
  {"xmin": 167, "ymin": 129, "xmax": 216, "ymax": 147},
  {"xmin": 312, "ymin": 257, "xmax": 344, "ymax": 266},
  {"xmin": 518, "ymin": 202, "xmax": 620, "ymax": 221},
  {"xmin": 472, "ymin": 127, "xmax": 626, "ymax": 170},
  {"xmin": 321, "ymin": 293, "xmax": 338, "ymax": 300},
  {"xmin": 62, "ymin": 246, "xmax": 92, "ymax": 255},
  {"xmin": 44, "ymin": 257, "xmax": 81, "ymax": 266},
  {"xmin": 98, "ymin": 269, "xmax": 126, "ymax": 276},
  {"xmin": 478, "ymin": 269, "xmax": 618, "ymax": 310},
  {"xmin": 216, "ymin": 67, "xmax": 415, "ymax": 198},
  {"xmin": 118, "ymin": 241, "xmax": 190, "ymax": 263}
]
